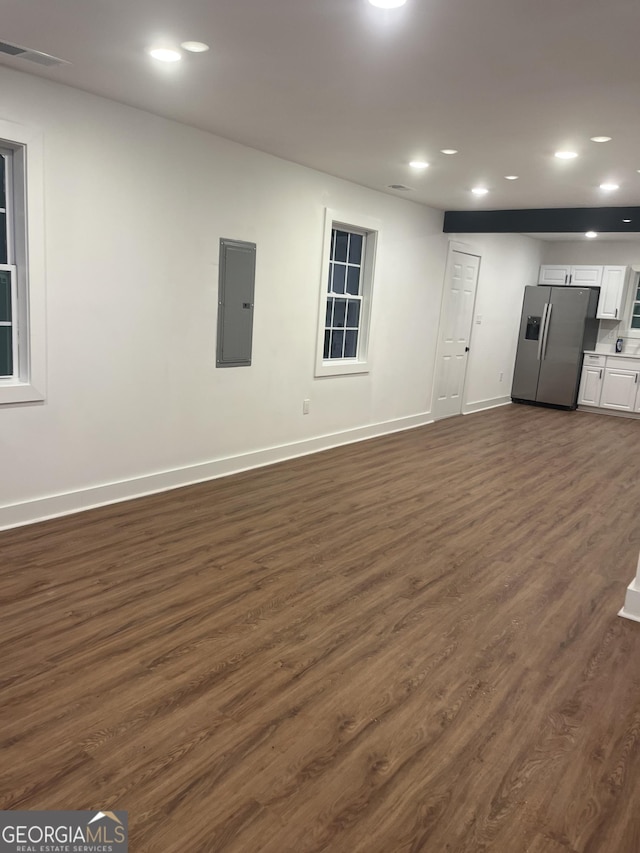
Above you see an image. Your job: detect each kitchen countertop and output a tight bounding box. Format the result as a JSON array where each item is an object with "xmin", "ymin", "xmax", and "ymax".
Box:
[{"xmin": 584, "ymin": 349, "xmax": 640, "ymax": 359}]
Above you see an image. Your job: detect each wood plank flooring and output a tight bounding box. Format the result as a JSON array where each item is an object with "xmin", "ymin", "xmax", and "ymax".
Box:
[{"xmin": 2, "ymin": 404, "xmax": 640, "ymax": 851}]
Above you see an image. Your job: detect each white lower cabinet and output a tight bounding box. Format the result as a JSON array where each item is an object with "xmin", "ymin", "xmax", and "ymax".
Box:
[
  {"xmin": 579, "ymin": 354, "xmax": 640, "ymax": 415},
  {"xmin": 578, "ymin": 365, "xmax": 604, "ymax": 406},
  {"xmin": 600, "ymin": 367, "xmax": 639, "ymax": 411}
]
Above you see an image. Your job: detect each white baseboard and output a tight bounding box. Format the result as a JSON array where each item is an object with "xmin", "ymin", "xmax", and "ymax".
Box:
[
  {"xmin": 578, "ymin": 405, "xmax": 640, "ymax": 420},
  {"xmin": 619, "ymin": 577, "xmax": 640, "ymax": 624},
  {"xmin": 618, "ymin": 607, "xmax": 640, "ymax": 624},
  {"xmin": 0, "ymin": 411, "xmax": 434, "ymax": 530},
  {"xmin": 463, "ymin": 396, "xmax": 511, "ymax": 415}
]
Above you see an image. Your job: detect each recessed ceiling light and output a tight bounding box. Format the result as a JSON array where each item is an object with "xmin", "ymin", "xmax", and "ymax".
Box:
[
  {"xmin": 555, "ymin": 151, "xmax": 578, "ymax": 159},
  {"xmin": 440, "ymin": 149, "xmax": 458, "ymax": 155},
  {"xmin": 623, "ymin": 219, "xmax": 632, "ymax": 223},
  {"xmin": 600, "ymin": 182, "xmax": 619, "ymax": 191},
  {"xmin": 504, "ymin": 175, "xmax": 519, "ymax": 180},
  {"xmin": 590, "ymin": 136, "xmax": 612, "ymax": 143},
  {"xmin": 409, "ymin": 160, "xmax": 429, "ymax": 169},
  {"xmin": 148, "ymin": 47, "xmax": 182, "ymax": 62},
  {"xmin": 471, "ymin": 187, "xmax": 489, "ymax": 195},
  {"xmin": 368, "ymin": 0, "xmax": 407, "ymax": 7},
  {"xmin": 585, "ymin": 231, "xmax": 598, "ymax": 239},
  {"xmin": 181, "ymin": 41, "xmax": 210, "ymax": 53}
]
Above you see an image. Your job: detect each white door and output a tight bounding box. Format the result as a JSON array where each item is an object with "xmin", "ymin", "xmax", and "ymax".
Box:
[{"xmin": 433, "ymin": 250, "xmax": 480, "ymax": 419}]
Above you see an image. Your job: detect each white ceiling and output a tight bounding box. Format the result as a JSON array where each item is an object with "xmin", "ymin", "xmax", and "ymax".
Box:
[{"xmin": 1, "ymin": 0, "xmax": 640, "ymax": 213}]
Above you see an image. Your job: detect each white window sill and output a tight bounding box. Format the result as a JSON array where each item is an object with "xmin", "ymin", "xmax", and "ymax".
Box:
[
  {"xmin": 0, "ymin": 379, "xmax": 45, "ymax": 405},
  {"xmin": 315, "ymin": 360, "xmax": 370, "ymax": 378}
]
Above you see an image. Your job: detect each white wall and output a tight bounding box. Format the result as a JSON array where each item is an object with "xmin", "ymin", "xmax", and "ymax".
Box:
[
  {"xmin": 0, "ymin": 68, "xmax": 542, "ymax": 527},
  {"xmin": 0, "ymin": 67, "xmax": 453, "ymax": 527},
  {"xmin": 448, "ymin": 234, "xmax": 544, "ymax": 411},
  {"xmin": 542, "ymin": 240, "xmax": 640, "ymax": 266}
]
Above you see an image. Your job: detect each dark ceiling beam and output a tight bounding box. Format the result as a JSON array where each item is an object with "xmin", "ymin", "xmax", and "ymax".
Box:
[{"xmin": 442, "ymin": 207, "xmax": 640, "ymax": 233}]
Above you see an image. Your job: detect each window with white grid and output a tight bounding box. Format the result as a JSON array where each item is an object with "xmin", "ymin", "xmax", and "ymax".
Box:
[
  {"xmin": 630, "ymin": 272, "xmax": 640, "ymax": 333},
  {"xmin": 0, "ymin": 150, "xmax": 17, "ymax": 378},
  {"xmin": 0, "ymin": 120, "xmax": 47, "ymax": 406},
  {"xmin": 324, "ymin": 228, "xmax": 365, "ymax": 360},
  {"xmin": 315, "ymin": 209, "xmax": 378, "ymax": 377}
]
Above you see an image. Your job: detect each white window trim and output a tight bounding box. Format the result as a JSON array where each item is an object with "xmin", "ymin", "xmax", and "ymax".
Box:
[
  {"xmin": 314, "ymin": 207, "xmax": 380, "ymax": 378},
  {"xmin": 0, "ymin": 118, "xmax": 46, "ymax": 405}
]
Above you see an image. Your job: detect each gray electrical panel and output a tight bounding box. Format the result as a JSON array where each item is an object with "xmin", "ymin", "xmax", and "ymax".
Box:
[{"xmin": 216, "ymin": 239, "xmax": 256, "ymax": 368}]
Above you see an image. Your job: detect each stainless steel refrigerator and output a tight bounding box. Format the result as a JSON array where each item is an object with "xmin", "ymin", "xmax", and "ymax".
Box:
[{"xmin": 511, "ymin": 285, "xmax": 599, "ymax": 409}]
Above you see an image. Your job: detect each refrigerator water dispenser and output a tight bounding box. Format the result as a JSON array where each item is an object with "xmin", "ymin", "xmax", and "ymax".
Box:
[{"xmin": 525, "ymin": 316, "xmax": 541, "ymax": 340}]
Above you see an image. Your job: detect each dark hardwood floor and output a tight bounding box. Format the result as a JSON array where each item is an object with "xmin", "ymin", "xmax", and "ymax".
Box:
[{"xmin": 2, "ymin": 404, "xmax": 640, "ymax": 851}]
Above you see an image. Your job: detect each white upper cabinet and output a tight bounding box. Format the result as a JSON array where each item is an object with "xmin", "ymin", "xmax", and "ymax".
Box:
[
  {"xmin": 538, "ymin": 265, "xmax": 603, "ymax": 286},
  {"xmin": 571, "ymin": 265, "xmax": 604, "ymax": 287},
  {"xmin": 596, "ymin": 266, "xmax": 628, "ymax": 320},
  {"xmin": 539, "ymin": 264, "xmax": 628, "ymax": 321},
  {"xmin": 538, "ymin": 265, "xmax": 571, "ymax": 286}
]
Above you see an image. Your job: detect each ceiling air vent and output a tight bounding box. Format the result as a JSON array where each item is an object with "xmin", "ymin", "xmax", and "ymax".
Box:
[
  {"xmin": 388, "ymin": 184, "xmax": 413, "ymax": 191},
  {"xmin": 0, "ymin": 39, "xmax": 69, "ymax": 68}
]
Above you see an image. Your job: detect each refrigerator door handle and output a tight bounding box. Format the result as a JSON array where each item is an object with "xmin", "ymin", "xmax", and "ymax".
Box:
[
  {"xmin": 537, "ymin": 303, "xmax": 550, "ymax": 361},
  {"xmin": 537, "ymin": 304, "xmax": 547, "ymax": 361},
  {"xmin": 540, "ymin": 302, "xmax": 553, "ymax": 360}
]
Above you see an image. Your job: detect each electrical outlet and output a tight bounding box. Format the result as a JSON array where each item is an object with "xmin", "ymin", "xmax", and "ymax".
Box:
[
  {"xmin": 303, "ymin": 399, "xmax": 310, "ymax": 415},
  {"xmin": 499, "ymin": 371, "xmax": 504, "ymax": 382}
]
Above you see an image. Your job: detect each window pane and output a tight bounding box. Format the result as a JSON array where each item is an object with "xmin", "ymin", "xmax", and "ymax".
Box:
[
  {"xmin": 334, "ymin": 230, "xmax": 348, "ymax": 263},
  {"xmin": 331, "ymin": 329, "xmax": 344, "ymax": 358},
  {"xmin": 344, "ymin": 329, "xmax": 358, "ymax": 358},
  {"xmin": 633, "ymin": 305, "xmax": 640, "ymax": 317},
  {"xmin": 323, "ymin": 329, "xmax": 330, "ymax": 359},
  {"xmin": 0, "ymin": 270, "xmax": 11, "ymax": 322},
  {"xmin": 346, "ymin": 266, "xmax": 360, "ymax": 295},
  {"xmin": 325, "ymin": 298, "xmax": 334, "ymax": 327},
  {"xmin": 0, "ymin": 212, "xmax": 6, "ymax": 265},
  {"xmin": 348, "ymin": 233, "xmax": 363, "ymax": 265},
  {"xmin": 632, "ymin": 316, "xmax": 640, "ymax": 329},
  {"xmin": 332, "ymin": 263, "xmax": 346, "ymax": 294},
  {"xmin": 346, "ymin": 300, "xmax": 360, "ymax": 328},
  {"xmin": 0, "ymin": 156, "xmax": 5, "ymax": 210},
  {"xmin": 0, "ymin": 325, "xmax": 12, "ymax": 376},
  {"xmin": 333, "ymin": 298, "xmax": 347, "ymax": 328}
]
